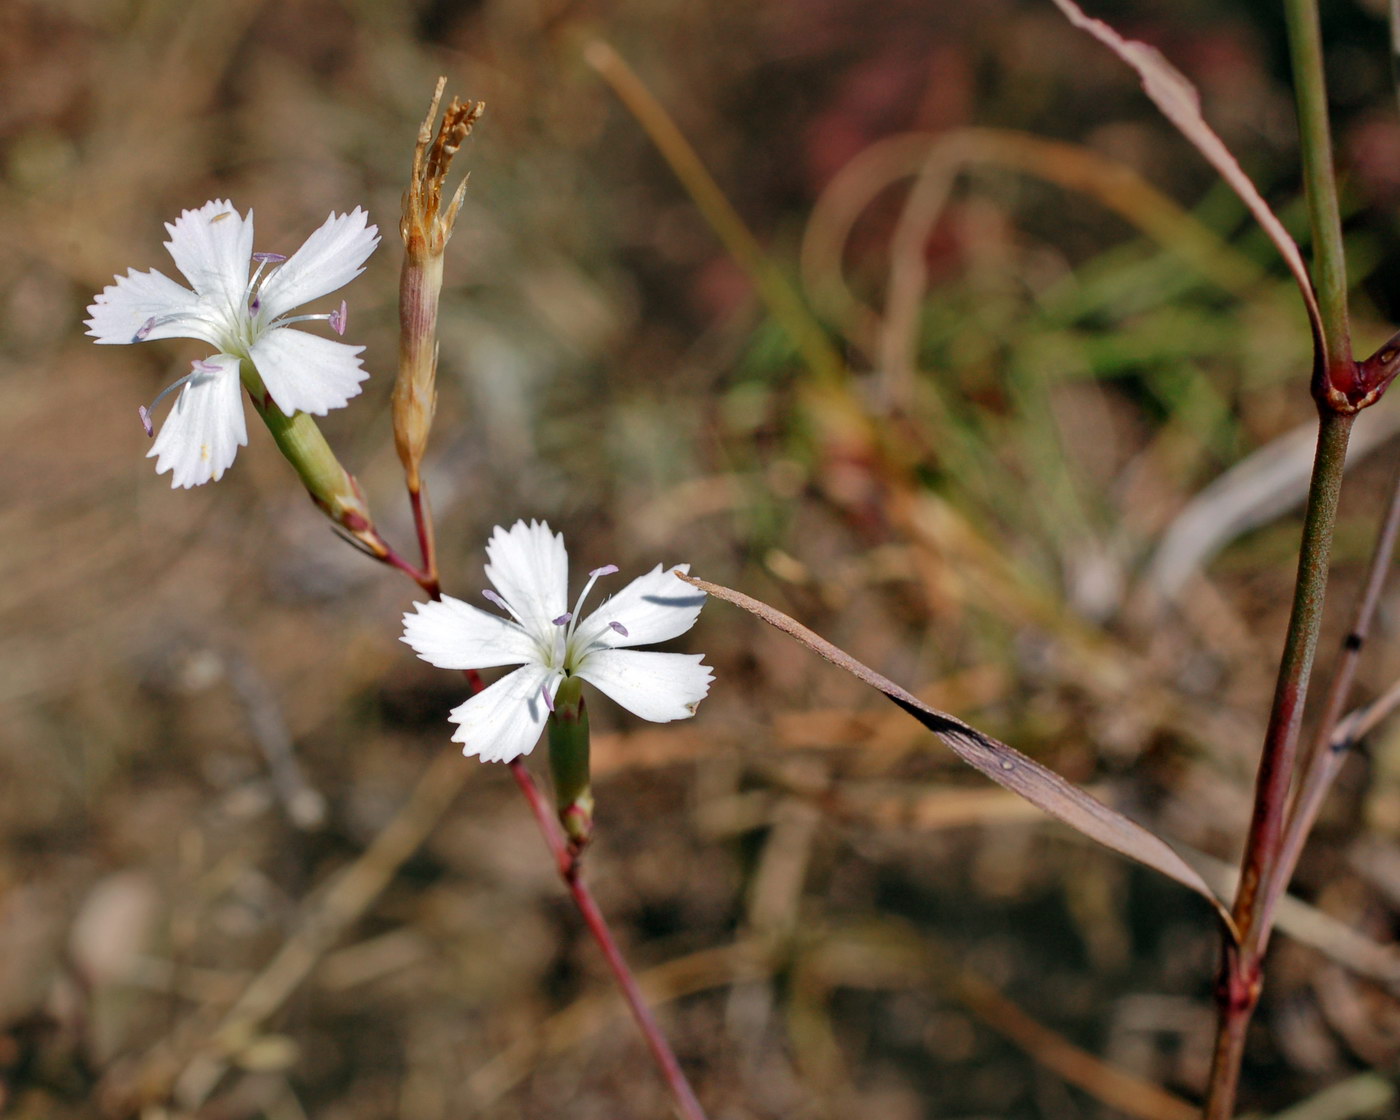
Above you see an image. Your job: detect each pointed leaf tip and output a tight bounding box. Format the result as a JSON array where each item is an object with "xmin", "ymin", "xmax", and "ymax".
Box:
[{"xmin": 1048, "ymin": 0, "xmax": 1323, "ymax": 385}]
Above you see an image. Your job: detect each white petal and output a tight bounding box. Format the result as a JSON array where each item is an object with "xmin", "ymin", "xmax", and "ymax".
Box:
[
  {"xmin": 575, "ymin": 563, "xmax": 705, "ymax": 651},
  {"xmin": 574, "ymin": 649, "xmax": 712, "ymax": 723},
  {"xmin": 401, "ymin": 596, "xmax": 541, "ymax": 670},
  {"xmin": 85, "ymin": 268, "xmax": 217, "ymax": 346},
  {"xmin": 255, "ymin": 208, "xmax": 379, "ymax": 322},
  {"xmin": 483, "ymin": 521, "xmax": 570, "ymax": 637},
  {"xmin": 163, "ymin": 200, "xmax": 253, "ymax": 314},
  {"xmin": 248, "ymin": 328, "xmax": 368, "ymax": 416},
  {"xmin": 447, "ymin": 662, "xmax": 560, "ymax": 763},
  {"xmin": 146, "ymin": 355, "xmax": 248, "ymax": 488}
]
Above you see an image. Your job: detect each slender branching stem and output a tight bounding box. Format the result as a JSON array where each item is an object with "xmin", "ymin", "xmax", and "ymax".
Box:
[
  {"xmin": 508, "ymin": 761, "xmax": 709, "ymax": 1120},
  {"xmin": 1259, "ymin": 464, "xmax": 1400, "ymax": 944},
  {"xmin": 1284, "ymin": 0, "xmax": 1350, "ymax": 370},
  {"xmin": 1203, "ymin": 410, "xmax": 1353, "ymax": 1119},
  {"xmin": 1203, "ymin": 1, "xmax": 1355, "ymax": 1112},
  {"xmin": 377, "ymin": 542, "xmax": 706, "ymax": 1115},
  {"xmin": 409, "ymin": 484, "xmax": 440, "ymax": 596}
]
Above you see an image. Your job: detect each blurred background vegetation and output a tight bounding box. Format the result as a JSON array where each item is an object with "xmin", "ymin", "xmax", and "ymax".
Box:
[{"xmin": 8, "ymin": 0, "xmax": 1400, "ymax": 1115}]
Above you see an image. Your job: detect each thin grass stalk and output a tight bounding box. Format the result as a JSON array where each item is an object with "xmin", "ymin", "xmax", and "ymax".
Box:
[{"xmin": 583, "ymin": 39, "xmax": 845, "ymax": 388}]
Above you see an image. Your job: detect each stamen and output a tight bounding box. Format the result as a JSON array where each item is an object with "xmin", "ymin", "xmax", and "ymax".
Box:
[
  {"xmin": 562, "ymin": 562, "xmax": 620, "ymax": 648},
  {"xmin": 137, "ymin": 360, "xmax": 220, "ymax": 435},
  {"xmin": 246, "ymin": 252, "xmax": 288, "ymax": 315},
  {"xmin": 278, "ymin": 299, "xmax": 349, "ymax": 334},
  {"xmin": 552, "ymin": 613, "xmax": 572, "ymax": 626},
  {"xmin": 609, "ymin": 621, "xmax": 629, "ymax": 637},
  {"xmin": 131, "ymin": 312, "xmax": 189, "ymax": 342},
  {"xmin": 541, "ymin": 682, "xmax": 555, "ymax": 713},
  {"xmin": 482, "ymin": 588, "xmax": 525, "ymax": 626}
]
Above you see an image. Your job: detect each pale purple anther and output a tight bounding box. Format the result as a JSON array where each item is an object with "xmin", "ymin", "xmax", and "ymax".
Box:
[
  {"xmin": 251, "ymin": 252, "xmax": 288, "ymax": 263},
  {"xmin": 328, "ymin": 299, "xmax": 348, "ymax": 336},
  {"xmin": 133, "ymin": 316, "xmax": 158, "ymax": 343},
  {"xmin": 541, "ymin": 682, "xmax": 555, "ymax": 713},
  {"xmin": 482, "ymin": 589, "xmax": 509, "ymax": 611},
  {"xmin": 552, "ymin": 612, "xmax": 572, "ymax": 626},
  {"xmin": 137, "ymin": 359, "xmax": 223, "ymax": 436},
  {"xmin": 609, "ymin": 621, "xmax": 629, "ymax": 637},
  {"xmin": 590, "ymin": 564, "xmax": 619, "ymax": 578}
]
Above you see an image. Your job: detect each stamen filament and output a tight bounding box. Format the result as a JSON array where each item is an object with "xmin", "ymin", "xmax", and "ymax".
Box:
[
  {"xmin": 482, "ymin": 588, "xmax": 525, "ymax": 625},
  {"xmin": 277, "ymin": 299, "xmax": 349, "ymax": 336},
  {"xmin": 563, "ymin": 564, "xmax": 619, "ymax": 649},
  {"xmin": 137, "ymin": 359, "xmax": 220, "ymax": 434},
  {"xmin": 132, "ymin": 312, "xmax": 189, "ymax": 342},
  {"xmin": 246, "ymin": 252, "xmax": 288, "ymax": 314}
]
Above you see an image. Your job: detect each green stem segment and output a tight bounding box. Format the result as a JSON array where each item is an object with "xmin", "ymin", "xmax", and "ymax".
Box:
[
  {"xmin": 1284, "ymin": 0, "xmax": 1351, "ymax": 374},
  {"xmin": 547, "ymin": 676, "xmax": 594, "ymax": 849},
  {"xmin": 1204, "ymin": 3, "xmax": 1356, "ymax": 1114},
  {"xmin": 1204, "ymin": 414, "xmax": 1355, "ymax": 1120}
]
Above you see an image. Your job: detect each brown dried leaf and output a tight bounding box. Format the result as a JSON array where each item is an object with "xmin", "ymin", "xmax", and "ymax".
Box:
[
  {"xmin": 1050, "ymin": 0, "xmax": 1323, "ymax": 372},
  {"xmin": 681, "ymin": 573, "xmax": 1239, "ymax": 942}
]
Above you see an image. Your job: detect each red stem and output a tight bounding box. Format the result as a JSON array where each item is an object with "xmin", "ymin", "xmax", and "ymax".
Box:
[
  {"xmin": 1204, "ymin": 410, "xmax": 1354, "ymax": 1120},
  {"xmin": 361, "ymin": 472, "xmax": 701, "ymax": 1115},
  {"xmin": 409, "ymin": 483, "xmax": 440, "ymax": 597},
  {"xmin": 1257, "ymin": 461, "xmax": 1400, "ymax": 948},
  {"xmin": 508, "ymin": 761, "xmax": 709, "ymax": 1120}
]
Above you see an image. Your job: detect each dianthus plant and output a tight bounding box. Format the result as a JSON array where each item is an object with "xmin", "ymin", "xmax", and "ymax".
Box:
[{"xmin": 86, "ymin": 199, "xmax": 379, "ymax": 488}]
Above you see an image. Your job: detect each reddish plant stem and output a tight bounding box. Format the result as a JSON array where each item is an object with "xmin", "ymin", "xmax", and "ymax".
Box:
[
  {"xmin": 1204, "ymin": 410, "xmax": 1354, "ymax": 1119},
  {"xmin": 1227, "ymin": 411, "xmax": 1354, "ymax": 956},
  {"xmin": 368, "ymin": 531, "xmax": 439, "ymax": 598},
  {"xmin": 403, "ymin": 613, "xmax": 707, "ymax": 1114},
  {"xmin": 1257, "ymin": 462, "xmax": 1400, "ymax": 946},
  {"xmin": 409, "ymin": 483, "xmax": 440, "ymax": 597},
  {"xmin": 508, "ymin": 760, "xmax": 709, "ymax": 1120}
]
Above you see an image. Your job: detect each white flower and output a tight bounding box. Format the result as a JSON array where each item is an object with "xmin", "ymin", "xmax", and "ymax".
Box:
[
  {"xmin": 401, "ymin": 520, "xmax": 713, "ymax": 763},
  {"xmin": 86, "ymin": 199, "xmax": 380, "ymax": 489}
]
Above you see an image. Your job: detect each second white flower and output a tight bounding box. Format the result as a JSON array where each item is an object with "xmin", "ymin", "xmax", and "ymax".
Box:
[{"xmin": 401, "ymin": 520, "xmax": 713, "ymax": 762}]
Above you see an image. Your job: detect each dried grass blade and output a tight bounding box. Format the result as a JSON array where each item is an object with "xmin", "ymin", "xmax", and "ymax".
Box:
[{"xmin": 680, "ymin": 572, "xmax": 1239, "ymax": 942}]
